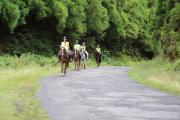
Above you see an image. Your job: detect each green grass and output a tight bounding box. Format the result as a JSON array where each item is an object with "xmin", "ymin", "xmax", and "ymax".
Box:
[
  {"xmin": 0, "ymin": 54, "xmax": 61, "ymax": 120},
  {"xmin": 129, "ymin": 57, "xmax": 180, "ymax": 95},
  {"xmin": 100, "ymin": 54, "xmax": 136, "ymax": 66}
]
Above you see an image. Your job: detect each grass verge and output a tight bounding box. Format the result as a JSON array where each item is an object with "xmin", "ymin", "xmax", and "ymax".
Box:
[
  {"xmin": 129, "ymin": 57, "xmax": 180, "ymax": 95},
  {"xmin": 0, "ymin": 54, "xmax": 60, "ymax": 120}
]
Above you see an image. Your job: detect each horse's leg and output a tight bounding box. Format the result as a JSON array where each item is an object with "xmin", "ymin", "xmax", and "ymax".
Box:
[
  {"xmin": 99, "ymin": 56, "xmax": 101, "ymax": 67},
  {"xmin": 79, "ymin": 60, "xmax": 81, "ymax": 69},
  {"xmin": 63, "ymin": 63, "xmax": 66, "ymax": 74},
  {"xmin": 75, "ymin": 61, "xmax": 77, "ymax": 70},
  {"xmin": 80, "ymin": 61, "xmax": 83, "ymax": 69},
  {"xmin": 62, "ymin": 63, "xmax": 64, "ymax": 74},
  {"xmin": 64, "ymin": 63, "xmax": 67, "ymax": 74},
  {"xmin": 67, "ymin": 55, "xmax": 70, "ymax": 68},
  {"xmin": 82, "ymin": 63, "xmax": 84, "ymax": 69},
  {"xmin": 78, "ymin": 60, "xmax": 80, "ymax": 70},
  {"xmin": 67, "ymin": 60, "xmax": 69, "ymax": 68},
  {"xmin": 74, "ymin": 61, "xmax": 76, "ymax": 70},
  {"xmin": 67, "ymin": 58, "xmax": 69, "ymax": 68},
  {"xmin": 96, "ymin": 59, "xmax": 98, "ymax": 67},
  {"xmin": 76, "ymin": 60, "xmax": 79, "ymax": 70},
  {"xmin": 61, "ymin": 62, "xmax": 63, "ymax": 73},
  {"xmin": 98, "ymin": 58, "xmax": 99, "ymax": 67},
  {"xmin": 84, "ymin": 63, "xmax": 86, "ymax": 69},
  {"xmin": 76, "ymin": 61, "xmax": 78, "ymax": 70},
  {"xmin": 98, "ymin": 59, "xmax": 100, "ymax": 67},
  {"xmin": 82, "ymin": 62, "xmax": 84, "ymax": 69}
]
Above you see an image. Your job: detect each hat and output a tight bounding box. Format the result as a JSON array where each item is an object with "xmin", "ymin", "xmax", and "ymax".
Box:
[{"xmin": 63, "ymin": 36, "xmax": 67, "ymax": 39}]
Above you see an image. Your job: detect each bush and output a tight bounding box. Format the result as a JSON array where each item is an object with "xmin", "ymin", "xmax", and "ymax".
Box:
[
  {"xmin": 5, "ymin": 33, "xmax": 54, "ymax": 56},
  {"xmin": 174, "ymin": 59, "xmax": 180, "ymax": 71},
  {"xmin": 0, "ymin": 54, "xmax": 58, "ymax": 68}
]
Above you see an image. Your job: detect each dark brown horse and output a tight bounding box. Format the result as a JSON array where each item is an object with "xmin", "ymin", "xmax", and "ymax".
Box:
[
  {"xmin": 59, "ymin": 48, "xmax": 68, "ymax": 74},
  {"xmin": 95, "ymin": 51, "xmax": 102, "ymax": 67},
  {"xmin": 73, "ymin": 50, "xmax": 81, "ymax": 70}
]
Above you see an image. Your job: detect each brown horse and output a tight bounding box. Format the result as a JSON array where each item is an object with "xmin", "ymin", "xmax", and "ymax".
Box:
[
  {"xmin": 73, "ymin": 50, "xmax": 81, "ymax": 70},
  {"xmin": 59, "ymin": 48, "xmax": 68, "ymax": 74},
  {"xmin": 95, "ymin": 51, "xmax": 102, "ymax": 67}
]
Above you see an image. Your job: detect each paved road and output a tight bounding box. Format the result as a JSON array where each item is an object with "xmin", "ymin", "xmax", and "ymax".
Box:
[{"xmin": 38, "ymin": 67, "xmax": 180, "ymax": 120}]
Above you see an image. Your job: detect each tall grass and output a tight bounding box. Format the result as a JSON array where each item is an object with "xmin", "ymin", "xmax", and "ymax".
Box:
[
  {"xmin": 0, "ymin": 53, "xmax": 58, "ymax": 68},
  {"xmin": 129, "ymin": 57, "xmax": 180, "ymax": 95}
]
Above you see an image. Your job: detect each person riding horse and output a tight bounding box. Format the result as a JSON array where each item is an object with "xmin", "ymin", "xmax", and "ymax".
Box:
[
  {"xmin": 81, "ymin": 42, "xmax": 88, "ymax": 59},
  {"xmin": 60, "ymin": 36, "xmax": 71, "ymax": 55},
  {"xmin": 95, "ymin": 45, "xmax": 102, "ymax": 67},
  {"xmin": 73, "ymin": 40, "xmax": 81, "ymax": 70},
  {"xmin": 80, "ymin": 42, "xmax": 89, "ymax": 69},
  {"xmin": 58, "ymin": 36, "xmax": 72, "ymax": 62},
  {"xmin": 58, "ymin": 36, "xmax": 73, "ymax": 73}
]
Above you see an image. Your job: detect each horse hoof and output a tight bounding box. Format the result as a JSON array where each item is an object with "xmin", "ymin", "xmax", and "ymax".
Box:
[{"xmin": 61, "ymin": 74, "xmax": 65, "ymax": 77}]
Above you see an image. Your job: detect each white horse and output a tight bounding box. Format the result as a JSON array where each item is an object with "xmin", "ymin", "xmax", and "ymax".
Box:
[{"xmin": 80, "ymin": 49, "xmax": 88, "ymax": 69}]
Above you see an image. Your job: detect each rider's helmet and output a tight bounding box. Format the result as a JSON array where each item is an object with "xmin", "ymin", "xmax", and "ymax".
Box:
[
  {"xmin": 82, "ymin": 42, "xmax": 85, "ymax": 46},
  {"xmin": 63, "ymin": 36, "xmax": 67, "ymax": 41},
  {"xmin": 76, "ymin": 40, "xmax": 79, "ymax": 44}
]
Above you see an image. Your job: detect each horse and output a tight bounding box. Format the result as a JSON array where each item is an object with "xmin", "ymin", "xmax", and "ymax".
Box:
[
  {"xmin": 95, "ymin": 51, "xmax": 102, "ymax": 67},
  {"xmin": 73, "ymin": 50, "xmax": 81, "ymax": 70},
  {"xmin": 58, "ymin": 49, "xmax": 73, "ymax": 68},
  {"xmin": 59, "ymin": 48, "xmax": 69, "ymax": 74},
  {"xmin": 80, "ymin": 49, "xmax": 88, "ymax": 69}
]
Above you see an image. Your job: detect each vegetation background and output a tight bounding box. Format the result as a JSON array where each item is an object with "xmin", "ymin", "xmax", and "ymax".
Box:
[{"xmin": 0, "ymin": 0, "xmax": 179, "ymax": 60}]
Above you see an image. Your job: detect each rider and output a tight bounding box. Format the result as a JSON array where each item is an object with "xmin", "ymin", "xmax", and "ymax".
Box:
[
  {"xmin": 59, "ymin": 36, "xmax": 72, "ymax": 61},
  {"xmin": 96, "ymin": 44, "xmax": 102, "ymax": 54},
  {"xmin": 81, "ymin": 42, "xmax": 88, "ymax": 58},
  {"xmin": 60, "ymin": 36, "xmax": 69, "ymax": 51},
  {"xmin": 73, "ymin": 40, "xmax": 81, "ymax": 51},
  {"xmin": 60, "ymin": 36, "xmax": 73, "ymax": 55}
]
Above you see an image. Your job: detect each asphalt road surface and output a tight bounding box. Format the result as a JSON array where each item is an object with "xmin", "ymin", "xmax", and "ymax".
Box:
[{"xmin": 38, "ymin": 67, "xmax": 180, "ymax": 120}]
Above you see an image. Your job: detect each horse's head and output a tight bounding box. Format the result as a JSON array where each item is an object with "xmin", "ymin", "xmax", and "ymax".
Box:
[
  {"xmin": 73, "ymin": 49, "xmax": 81, "ymax": 61},
  {"xmin": 61, "ymin": 47, "xmax": 65, "ymax": 52},
  {"xmin": 81, "ymin": 48, "xmax": 85, "ymax": 53},
  {"xmin": 61, "ymin": 48, "xmax": 67, "ymax": 56},
  {"xmin": 74, "ymin": 49, "xmax": 79, "ymax": 55},
  {"xmin": 60, "ymin": 48, "xmax": 68, "ymax": 63}
]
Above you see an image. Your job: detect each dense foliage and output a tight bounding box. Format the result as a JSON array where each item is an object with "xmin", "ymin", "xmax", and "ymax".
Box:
[
  {"xmin": 0, "ymin": 0, "xmax": 179, "ymax": 60},
  {"xmin": 154, "ymin": 0, "xmax": 180, "ymax": 61}
]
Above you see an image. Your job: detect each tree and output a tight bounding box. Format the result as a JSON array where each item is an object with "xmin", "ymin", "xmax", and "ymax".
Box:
[
  {"xmin": 0, "ymin": 0, "xmax": 20, "ymax": 33},
  {"xmin": 50, "ymin": 0, "xmax": 68, "ymax": 33},
  {"xmin": 65, "ymin": 0, "xmax": 87, "ymax": 40},
  {"xmin": 86, "ymin": 0, "xmax": 109, "ymax": 36},
  {"xmin": 155, "ymin": 0, "xmax": 180, "ymax": 60}
]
